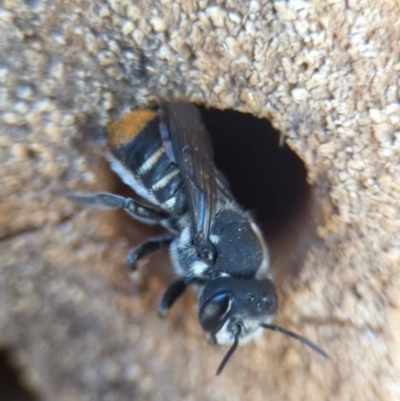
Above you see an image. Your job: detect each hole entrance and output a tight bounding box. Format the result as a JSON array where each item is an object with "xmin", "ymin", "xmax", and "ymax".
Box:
[{"xmin": 199, "ymin": 106, "xmax": 315, "ymax": 277}]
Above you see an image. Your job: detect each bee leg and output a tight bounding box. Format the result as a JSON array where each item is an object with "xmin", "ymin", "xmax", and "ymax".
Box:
[
  {"xmin": 158, "ymin": 277, "xmax": 193, "ymax": 317},
  {"xmin": 126, "ymin": 237, "xmax": 173, "ymax": 272},
  {"xmin": 66, "ymin": 192, "xmax": 169, "ymax": 224}
]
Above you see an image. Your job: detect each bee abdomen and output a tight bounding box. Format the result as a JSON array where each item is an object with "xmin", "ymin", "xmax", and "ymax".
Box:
[
  {"xmin": 140, "ymin": 150, "xmax": 186, "ymax": 213},
  {"xmin": 108, "ymin": 112, "xmax": 186, "ymax": 215}
]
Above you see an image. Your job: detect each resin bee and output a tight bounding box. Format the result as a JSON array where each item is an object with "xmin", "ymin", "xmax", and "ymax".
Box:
[{"xmin": 69, "ymin": 102, "xmax": 327, "ymax": 374}]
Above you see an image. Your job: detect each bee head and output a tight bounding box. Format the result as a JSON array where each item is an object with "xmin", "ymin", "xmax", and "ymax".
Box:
[
  {"xmin": 198, "ymin": 277, "xmax": 276, "ymax": 374},
  {"xmin": 198, "ymin": 277, "xmax": 328, "ymax": 375},
  {"xmin": 199, "ymin": 277, "xmax": 278, "ymax": 343}
]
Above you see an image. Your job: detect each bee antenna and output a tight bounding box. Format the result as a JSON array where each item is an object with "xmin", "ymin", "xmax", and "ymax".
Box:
[
  {"xmin": 260, "ymin": 323, "xmax": 329, "ymax": 358},
  {"xmin": 216, "ymin": 325, "xmax": 242, "ymax": 375}
]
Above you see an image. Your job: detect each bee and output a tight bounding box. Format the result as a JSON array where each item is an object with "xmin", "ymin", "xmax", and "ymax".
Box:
[{"xmin": 69, "ymin": 102, "xmax": 327, "ymax": 374}]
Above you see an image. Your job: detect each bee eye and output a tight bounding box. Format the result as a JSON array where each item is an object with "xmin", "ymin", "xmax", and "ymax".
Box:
[{"xmin": 199, "ymin": 293, "xmax": 232, "ymax": 334}]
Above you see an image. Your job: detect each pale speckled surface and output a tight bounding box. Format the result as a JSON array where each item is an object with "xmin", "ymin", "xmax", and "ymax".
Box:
[{"xmin": 1, "ymin": 0, "xmax": 400, "ymax": 400}]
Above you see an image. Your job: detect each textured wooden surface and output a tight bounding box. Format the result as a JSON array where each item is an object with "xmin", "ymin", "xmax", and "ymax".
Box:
[{"xmin": 1, "ymin": 0, "xmax": 400, "ymax": 400}]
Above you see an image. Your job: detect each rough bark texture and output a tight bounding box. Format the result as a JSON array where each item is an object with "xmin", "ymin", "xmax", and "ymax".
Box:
[{"xmin": 1, "ymin": 0, "xmax": 400, "ymax": 400}]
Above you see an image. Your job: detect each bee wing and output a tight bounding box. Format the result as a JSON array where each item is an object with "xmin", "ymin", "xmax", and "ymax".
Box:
[{"xmin": 159, "ymin": 102, "xmax": 217, "ymax": 251}]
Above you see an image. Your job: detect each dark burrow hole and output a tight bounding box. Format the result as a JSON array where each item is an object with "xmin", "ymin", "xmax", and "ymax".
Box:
[
  {"xmin": 0, "ymin": 347, "xmax": 39, "ymax": 401},
  {"xmin": 198, "ymin": 106, "xmax": 315, "ymax": 277}
]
